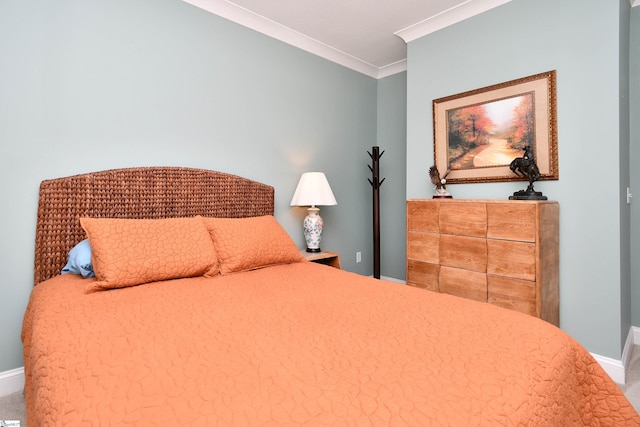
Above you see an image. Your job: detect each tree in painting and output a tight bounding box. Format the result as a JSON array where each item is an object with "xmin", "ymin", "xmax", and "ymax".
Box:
[
  {"xmin": 447, "ymin": 93, "xmax": 535, "ymax": 171},
  {"xmin": 508, "ymin": 94, "xmax": 534, "ymax": 151},
  {"xmin": 447, "ymin": 104, "xmax": 495, "ymax": 169}
]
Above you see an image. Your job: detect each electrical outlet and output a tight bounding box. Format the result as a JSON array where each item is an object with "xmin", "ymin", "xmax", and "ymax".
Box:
[{"xmin": 356, "ymin": 251, "xmax": 362, "ymax": 263}]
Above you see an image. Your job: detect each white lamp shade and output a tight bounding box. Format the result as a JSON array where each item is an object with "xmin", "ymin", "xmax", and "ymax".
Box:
[{"xmin": 290, "ymin": 172, "xmax": 337, "ymax": 207}]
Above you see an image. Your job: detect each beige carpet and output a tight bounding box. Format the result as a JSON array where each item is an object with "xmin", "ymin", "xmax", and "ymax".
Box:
[
  {"xmin": 0, "ymin": 391, "xmax": 25, "ymax": 426},
  {"xmin": 4, "ymin": 347, "xmax": 640, "ymax": 424},
  {"xmin": 625, "ymin": 344, "xmax": 640, "ymax": 413}
]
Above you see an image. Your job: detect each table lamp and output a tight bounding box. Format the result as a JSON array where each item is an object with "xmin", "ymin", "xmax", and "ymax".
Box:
[{"xmin": 290, "ymin": 172, "xmax": 337, "ymax": 252}]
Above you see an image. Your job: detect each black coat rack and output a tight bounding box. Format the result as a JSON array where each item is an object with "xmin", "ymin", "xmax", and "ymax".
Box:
[{"xmin": 367, "ymin": 146, "xmax": 385, "ymax": 279}]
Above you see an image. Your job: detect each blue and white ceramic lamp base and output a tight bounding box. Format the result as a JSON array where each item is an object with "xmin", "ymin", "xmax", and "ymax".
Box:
[{"xmin": 303, "ymin": 207, "xmax": 323, "ymax": 252}]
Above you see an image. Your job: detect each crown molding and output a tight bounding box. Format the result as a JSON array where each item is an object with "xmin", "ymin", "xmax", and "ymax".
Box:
[
  {"xmin": 182, "ymin": 0, "xmax": 504, "ymax": 79},
  {"xmin": 377, "ymin": 60, "xmax": 407, "ymax": 79},
  {"xmin": 182, "ymin": 0, "xmax": 381, "ymax": 78},
  {"xmin": 395, "ymin": 0, "xmax": 512, "ymax": 43}
]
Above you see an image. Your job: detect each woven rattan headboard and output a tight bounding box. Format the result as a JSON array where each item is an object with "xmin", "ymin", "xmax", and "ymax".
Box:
[{"xmin": 34, "ymin": 167, "xmax": 275, "ymax": 286}]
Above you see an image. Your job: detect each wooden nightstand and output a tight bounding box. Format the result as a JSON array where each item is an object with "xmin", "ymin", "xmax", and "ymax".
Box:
[{"xmin": 300, "ymin": 250, "xmax": 341, "ymax": 269}]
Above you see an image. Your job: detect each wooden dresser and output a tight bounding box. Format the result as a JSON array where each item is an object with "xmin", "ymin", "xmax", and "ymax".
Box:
[{"xmin": 406, "ymin": 199, "xmax": 559, "ymax": 325}]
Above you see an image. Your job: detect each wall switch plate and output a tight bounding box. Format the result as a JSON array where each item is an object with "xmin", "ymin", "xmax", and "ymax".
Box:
[{"xmin": 356, "ymin": 251, "xmax": 362, "ymax": 263}]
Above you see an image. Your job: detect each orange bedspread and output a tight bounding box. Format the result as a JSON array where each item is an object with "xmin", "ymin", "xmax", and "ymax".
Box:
[{"xmin": 22, "ymin": 262, "xmax": 639, "ymax": 426}]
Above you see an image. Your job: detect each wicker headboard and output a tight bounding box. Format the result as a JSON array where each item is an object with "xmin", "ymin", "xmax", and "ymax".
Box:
[{"xmin": 34, "ymin": 167, "xmax": 275, "ymax": 286}]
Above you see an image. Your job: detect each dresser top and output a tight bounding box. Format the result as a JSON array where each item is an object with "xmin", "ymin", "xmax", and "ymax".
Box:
[{"xmin": 407, "ymin": 198, "xmax": 558, "ymax": 205}]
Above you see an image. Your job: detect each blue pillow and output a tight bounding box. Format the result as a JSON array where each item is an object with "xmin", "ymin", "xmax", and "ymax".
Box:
[{"xmin": 61, "ymin": 239, "xmax": 95, "ymax": 278}]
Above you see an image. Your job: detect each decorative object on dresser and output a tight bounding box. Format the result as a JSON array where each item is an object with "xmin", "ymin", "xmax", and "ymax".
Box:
[
  {"xmin": 290, "ymin": 172, "xmax": 337, "ymax": 252},
  {"xmin": 406, "ymin": 199, "xmax": 559, "ymax": 325},
  {"xmin": 428, "ymin": 165, "xmax": 452, "ymax": 198},
  {"xmin": 509, "ymin": 144, "xmax": 547, "ymax": 200},
  {"xmin": 367, "ymin": 146, "xmax": 385, "ymax": 278}
]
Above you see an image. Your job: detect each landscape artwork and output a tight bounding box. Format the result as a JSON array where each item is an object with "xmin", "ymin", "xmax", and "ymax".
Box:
[
  {"xmin": 447, "ymin": 94, "xmax": 534, "ymax": 171},
  {"xmin": 433, "ymin": 70, "xmax": 558, "ymax": 184}
]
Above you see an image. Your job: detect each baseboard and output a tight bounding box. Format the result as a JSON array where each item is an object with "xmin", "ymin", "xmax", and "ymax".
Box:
[
  {"xmin": 379, "ymin": 275, "xmax": 406, "ymax": 284},
  {"xmin": 622, "ymin": 326, "xmax": 637, "ymax": 376},
  {"xmin": 0, "ymin": 367, "xmax": 24, "ymax": 397},
  {"xmin": 593, "ymin": 353, "xmax": 626, "ymax": 385},
  {"xmin": 592, "ymin": 326, "xmax": 640, "ymax": 386}
]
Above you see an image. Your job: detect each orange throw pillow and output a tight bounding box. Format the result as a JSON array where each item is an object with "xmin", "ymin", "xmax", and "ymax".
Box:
[
  {"xmin": 80, "ymin": 217, "xmax": 218, "ymax": 292},
  {"xmin": 200, "ymin": 215, "xmax": 305, "ymax": 274}
]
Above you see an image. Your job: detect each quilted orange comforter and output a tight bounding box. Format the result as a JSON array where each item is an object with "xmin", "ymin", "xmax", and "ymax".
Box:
[{"xmin": 22, "ymin": 262, "xmax": 639, "ymax": 426}]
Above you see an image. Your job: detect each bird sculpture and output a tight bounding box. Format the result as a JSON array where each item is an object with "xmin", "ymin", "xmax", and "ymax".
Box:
[{"xmin": 429, "ymin": 165, "xmax": 452, "ymax": 198}]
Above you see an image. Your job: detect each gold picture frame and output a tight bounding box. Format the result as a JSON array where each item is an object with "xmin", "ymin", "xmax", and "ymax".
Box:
[{"xmin": 433, "ymin": 70, "xmax": 558, "ymax": 184}]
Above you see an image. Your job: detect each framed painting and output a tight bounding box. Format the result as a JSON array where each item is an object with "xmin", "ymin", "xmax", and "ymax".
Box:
[{"xmin": 433, "ymin": 70, "xmax": 558, "ymax": 184}]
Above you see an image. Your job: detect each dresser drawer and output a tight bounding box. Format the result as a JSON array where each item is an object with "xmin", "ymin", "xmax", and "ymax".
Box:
[
  {"xmin": 407, "ymin": 231, "xmax": 439, "ymax": 263},
  {"xmin": 440, "ymin": 266, "xmax": 487, "ymax": 302},
  {"xmin": 407, "ymin": 260, "xmax": 439, "ymax": 291},
  {"xmin": 488, "ymin": 275, "xmax": 536, "ymax": 316},
  {"xmin": 487, "ymin": 240, "xmax": 535, "ymax": 281},
  {"xmin": 487, "ymin": 203, "xmax": 536, "ymax": 242},
  {"xmin": 439, "ymin": 202, "xmax": 486, "ymax": 237},
  {"xmin": 407, "ymin": 200, "xmax": 439, "ymax": 232},
  {"xmin": 440, "ymin": 234, "xmax": 487, "ymax": 272}
]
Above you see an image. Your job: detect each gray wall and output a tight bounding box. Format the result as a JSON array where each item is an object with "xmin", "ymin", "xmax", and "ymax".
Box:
[
  {"xmin": 632, "ymin": 5, "xmax": 640, "ymax": 327},
  {"xmin": 620, "ymin": 0, "xmax": 632, "ymax": 353},
  {"xmin": 407, "ymin": 0, "xmax": 631, "ymax": 358},
  {"xmin": 0, "ymin": 0, "xmax": 404, "ymax": 372},
  {"xmin": 376, "ymin": 72, "xmax": 407, "ymax": 280}
]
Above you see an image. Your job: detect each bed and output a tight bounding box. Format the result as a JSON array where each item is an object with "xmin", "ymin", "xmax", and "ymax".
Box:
[{"xmin": 22, "ymin": 166, "xmax": 639, "ymax": 426}]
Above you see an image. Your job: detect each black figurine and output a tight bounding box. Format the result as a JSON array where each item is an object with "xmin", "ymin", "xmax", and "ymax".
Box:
[{"xmin": 509, "ymin": 145, "xmax": 547, "ymax": 200}]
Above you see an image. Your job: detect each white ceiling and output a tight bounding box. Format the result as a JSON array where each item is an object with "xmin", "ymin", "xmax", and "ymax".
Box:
[{"xmin": 182, "ymin": 0, "xmax": 512, "ymax": 78}]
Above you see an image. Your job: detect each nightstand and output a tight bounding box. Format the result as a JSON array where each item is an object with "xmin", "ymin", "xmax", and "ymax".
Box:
[{"xmin": 299, "ymin": 249, "xmax": 341, "ymax": 269}]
